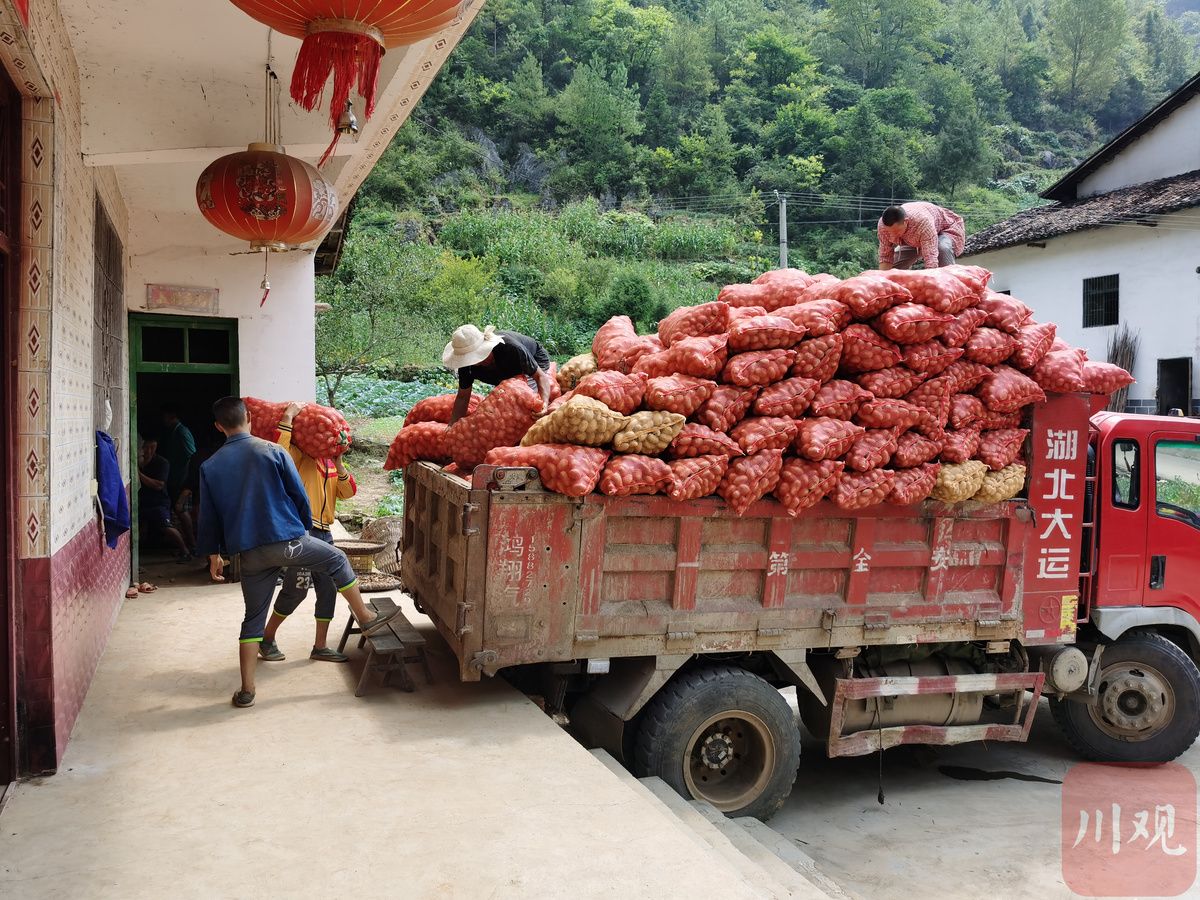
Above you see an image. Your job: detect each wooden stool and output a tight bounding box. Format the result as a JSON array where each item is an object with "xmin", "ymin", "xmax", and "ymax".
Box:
[{"xmin": 338, "ymin": 597, "xmax": 432, "ymax": 696}]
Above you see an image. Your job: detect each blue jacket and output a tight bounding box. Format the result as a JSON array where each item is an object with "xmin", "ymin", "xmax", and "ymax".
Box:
[
  {"xmin": 196, "ymin": 432, "xmax": 312, "ymax": 556},
  {"xmin": 95, "ymin": 431, "xmax": 130, "ymax": 550}
]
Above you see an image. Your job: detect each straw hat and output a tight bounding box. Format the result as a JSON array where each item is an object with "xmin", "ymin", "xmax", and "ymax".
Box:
[{"xmin": 443, "ymin": 324, "xmax": 504, "ymax": 370}]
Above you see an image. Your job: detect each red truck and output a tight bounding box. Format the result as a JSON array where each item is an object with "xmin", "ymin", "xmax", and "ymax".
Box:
[{"xmin": 401, "ymin": 393, "xmax": 1200, "ymax": 819}]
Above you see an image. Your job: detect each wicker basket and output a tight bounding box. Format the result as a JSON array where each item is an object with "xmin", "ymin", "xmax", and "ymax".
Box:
[{"xmin": 360, "ymin": 516, "xmax": 404, "ymax": 575}]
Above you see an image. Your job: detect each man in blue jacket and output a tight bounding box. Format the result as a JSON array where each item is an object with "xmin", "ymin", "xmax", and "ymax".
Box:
[{"xmin": 197, "ymin": 397, "xmax": 397, "ymax": 708}]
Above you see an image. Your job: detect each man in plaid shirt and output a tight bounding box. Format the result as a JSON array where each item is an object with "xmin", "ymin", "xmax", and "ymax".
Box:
[{"xmin": 877, "ymin": 202, "xmax": 965, "ymax": 270}]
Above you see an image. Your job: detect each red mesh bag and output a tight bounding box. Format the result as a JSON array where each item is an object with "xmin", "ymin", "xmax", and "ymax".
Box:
[
  {"xmin": 1033, "ymin": 349, "xmax": 1086, "ymax": 392},
  {"xmin": 810, "ymin": 380, "xmax": 872, "ymax": 420},
  {"xmin": 446, "ymin": 378, "xmax": 543, "ymax": 469},
  {"xmin": 244, "ymin": 397, "xmax": 287, "ymax": 443},
  {"xmin": 658, "ymin": 301, "xmax": 731, "ymax": 346},
  {"xmin": 832, "ymin": 469, "xmax": 893, "ymax": 510},
  {"xmin": 669, "ymin": 423, "xmax": 744, "ymax": 459},
  {"xmin": 727, "ymin": 305, "xmax": 767, "ymax": 324},
  {"xmin": 754, "ymin": 376, "xmax": 821, "ymax": 418},
  {"xmin": 874, "ymin": 303, "xmax": 954, "ymax": 344},
  {"xmin": 940, "ymin": 428, "xmax": 981, "ymax": 464},
  {"xmin": 1082, "ymin": 361, "xmax": 1134, "ymax": 394},
  {"xmin": 718, "ymin": 282, "xmax": 783, "ymax": 310},
  {"xmin": 949, "ymin": 394, "xmax": 985, "ymax": 430},
  {"xmin": 753, "ymin": 267, "xmax": 814, "ymax": 288},
  {"xmin": 941, "ymin": 308, "xmax": 988, "ymax": 349},
  {"xmin": 942, "ymin": 360, "xmax": 993, "ymax": 394},
  {"xmin": 599, "ymin": 455, "xmax": 673, "ymax": 497},
  {"xmin": 846, "ymin": 428, "xmax": 899, "ymax": 472},
  {"xmin": 964, "ymin": 328, "xmax": 1017, "ymax": 365},
  {"xmin": 903, "ymin": 340, "xmax": 962, "ymax": 375},
  {"xmin": 857, "ymin": 366, "xmax": 927, "ymax": 399},
  {"xmin": 790, "ymin": 334, "xmax": 843, "ymax": 382},
  {"xmin": 482, "ymin": 445, "xmax": 539, "ymax": 468},
  {"xmin": 942, "ymin": 264, "xmax": 992, "ymax": 295},
  {"xmin": 488, "ymin": 444, "xmax": 611, "ymax": 497},
  {"xmin": 794, "ymin": 418, "xmax": 864, "ymax": 460},
  {"xmin": 573, "ymin": 371, "xmax": 648, "ymax": 415},
  {"xmin": 775, "ymin": 299, "xmax": 851, "ymax": 337},
  {"xmin": 977, "ymin": 428, "xmax": 1029, "ymax": 471},
  {"xmin": 792, "ymin": 276, "xmax": 842, "ymax": 304},
  {"xmin": 775, "ymin": 458, "xmax": 844, "ymax": 516},
  {"xmin": 1011, "ymin": 322, "xmax": 1058, "ymax": 370},
  {"xmin": 644, "ymin": 375, "xmax": 716, "ymax": 417},
  {"xmin": 977, "ymin": 366, "xmax": 1046, "ymax": 413},
  {"xmin": 403, "ymin": 393, "xmax": 482, "ymax": 427},
  {"xmin": 882, "ymin": 270, "xmax": 976, "ymax": 314},
  {"xmin": 978, "ymin": 291, "xmax": 1032, "ymax": 334},
  {"xmin": 384, "ymin": 422, "xmax": 449, "ymax": 470},
  {"xmin": 830, "ymin": 274, "xmax": 912, "ymax": 319},
  {"xmin": 888, "ymin": 463, "xmax": 940, "ymax": 505},
  {"xmin": 635, "ymin": 334, "xmax": 728, "ymax": 379},
  {"xmin": 696, "ymin": 385, "xmax": 760, "ymax": 432},
  {"xmin": 593, "ymin": 316, "xmax": 660, "ymax": 372},
  {"xmin": 855, "ymin": 398, "xmax": 923, "ymax": 430},
  {"xmin": 905, "ymin": 376, "xmax": 955, "ymax": 432},
  {"xmin": 1050, "ymin": 337, "xmax": 1076, "ymax": 354},
  {"xmin": 840, "ymin": 324, "xmax": 902, "ymax": 373},
  {"xmin": 292, "ymin": 404, "xmax": 353, "ymax": 458},
  {"xmin": 978, "ymin": 409, "xmax": 1024, "ymax": 430},
  {"xmin": 727, "ymin": 315, "xmax": 805, "ymax": 352},
  {"xmin": 667, "ymin": 455, "xmax": 729, "ymax": 501},
  {"xmin": 722, "ymin": 349, "xmax": 796, "ymax": 387},
  {"xmin": 893, "ymin": 431, "xmax": 942, "ymax": 468},
  {"xmin": 547, "ymin": 390, "xmax": 573, "ymax": 413},
  {"xmin": 732, "ymin": 417, "xmax": 799, "ymax": 454},
  {"xmin": 717, "ymin": 449, "xmax": 784, "ymax": 515}
]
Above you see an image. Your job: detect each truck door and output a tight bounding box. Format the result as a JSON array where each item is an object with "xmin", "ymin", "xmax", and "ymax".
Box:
[
  {"xmin": 1096, "ymin": 434, "xmax": 1147, "ymax": 607},
  {"xmin": 1145, "ymin": 432, "xmax": 1200, "ymax": 619}
]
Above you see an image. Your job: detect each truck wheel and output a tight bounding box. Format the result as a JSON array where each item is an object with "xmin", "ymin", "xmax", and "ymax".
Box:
[
  {"xmin": 634, "ymin": 665, "xmax": 800, "ymax": 821},
  {"xmin": 1051, "ymin": 632, "xmax": 1200, "ymax": 763}
]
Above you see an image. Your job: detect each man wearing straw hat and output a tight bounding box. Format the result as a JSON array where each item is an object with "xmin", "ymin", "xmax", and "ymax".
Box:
[{"xmin": 445, "ymin": 324, "xmax": 554, "ymax": 423}]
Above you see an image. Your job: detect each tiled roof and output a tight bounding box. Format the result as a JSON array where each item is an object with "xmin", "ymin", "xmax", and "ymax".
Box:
[{"xmin": 963, "ymin": 168, "xmax": 1200, "ymax": 256}]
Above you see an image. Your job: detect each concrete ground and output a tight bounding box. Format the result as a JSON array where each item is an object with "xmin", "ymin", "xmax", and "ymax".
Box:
[
  {"xmin": 0, "ymin": 557, "xmax": 761, "ymax": 900},
  {"xmin": 774, "ymin": 690, "xmax": 1200, "ymax": 900}
]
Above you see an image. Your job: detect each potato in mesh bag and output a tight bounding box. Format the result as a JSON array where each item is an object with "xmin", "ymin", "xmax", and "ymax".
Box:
[
  {"xmin": 874, "ymin": 303, "xmax": 954, "ymax": 344},
  {"xmin": 774, "ymin": 458, "xmax": 844, "ymax": 516},
  {"xmin": 658, "ymin": 301, "xmax": 730, "ymax": 346},
  {"xmin": 573, "ymin": 370, "xmax": 647, "ymax": 416},
  {"xmin": 385, "ymin": 422, "xmax": 449, "ymax": 470},
  {"xmin": 880, "ymin": 270, "xmax": 975, "ymax": 315},
  {"xmin": 717, "ymin": 449, "xmax": 784, "ymax": 516},
  {"xmin": 774, "ymin": 299, "xmax": 851, "ymax": 337},
  {"xmin": 931, "ymin": 460, "xmax": 988, "ymax": 503},
  {"xmin": 888, "ymin": 463, "xmax": 940, "ymax": 505},
  {"xmin": 845, "ymin": 428, "xmax": 899, "ymax": 472},
  {"xmin": 949, "ymin": 393, "xmax": 985, "ymax": 430},
  {"xmin": 940, "ymin": 428, "xmax": 981, "ymax": 464},
  {"xmin": 1011, "ymin": 323, "xmax": 1057, "ymax": 370},
  {"xmin": 592, "ymin": 316, "xmax": 661, "ymax": 372},
  {"xmin": 722, "ymin": 349, "xmax": 796, "ymax": 387},
  {"xmin": 695, "ymin": 384, "xmax": 760, "ymax": 433},
  {"xmin": 794, "ymin": 417, "xmax": 865, "ymax": 461},
  {"xmin": 810, "ymin": 379, "xmax": 873, "ymax": 420},
  {"xmin": 903, "ymin": 340, "xmax": 963, "ymax": 375},
  {"xmin": 643, "ymin": 375, "xmax": 716, "ymax": 417},
  {"xmin": 829, "ymin": 274, "xmax": 912, "ymax": 319},
  {"xmin": 534, "ymin": 445, "xmax": 611, "ymax": 497},
  {"xmin": 635, "ymin": 334, "xmax": 729, "ymax": 379},
  {"xmin": 857, "ymin": 366, "xmax": 927, "ymax": 399},
  {"xmin": 446, "ymin": 378, "xmax": 543, "ymax": 469},
  {"xmin": 892, "ymin": 431, "xmax": 942, "ymax": 468},
  {"xmin": 557, "ymin": 353, "xmax": 598, "ymax": 391},
  {"xmin": 728, "ymin": 305, "xmax": 768, "ymax": 323},
  {"xmin": 855, "ymin": 398, "xmax": 923, "ymax": 430},
  {"xmin": 972, "ymin": 464, "xmax": 1027, "ymax": 503},
  {"xmin": 754, "ymin": 376, "xmax": 821, "ymax": 418},
  {"xmin": 976, "ymin": 428, "xmax": 1029, "ymax": 471},
  {"xmin": 520, "ymin": 416, "xmax": 559, "ymax": 447},
  {"xmin": 942, "ymin": 360, "xmax": 992, "ymax": 394},
  {"xmin": 790, "ymin": 333, "xmax": 843, "ymax": 382},
  {"xmin": 613, "ymin": 410, "xmax": 686, "ymax": 455},
  {"xmin": 941, "ymin": 308, "xmax": 988, "ymax": 349},
  {"xmin": 668, "ymin": 424, "xmax": 743, "ymax": 459},
  {"xmin": 599, "ymin": 455, "xmax": 674, "ymax": 497},
  {"xmin": 976, "ymin": 366, "xmax": 1046, "ymax": 413},
  {"xmin": 832, "ymin": 469, "xmax": 894, "ymax": 510},
  {"xmin": 1081, "ymin": 361, "xmax": 1134, "ymax": 394},
  {"xmin": 840, "ymin": 325, "xmax": 902, "ymax": 373},
  {"xmin": 964, "ymin": 328, "xmax": 1017, "ymax": 366},
  {"xmin": 667, "ymin": 455, "xmax": 729, "ymax": 501},
  {"xmin": 978, "ymin": 291, "xmax": 1032, "ymax": 334},
  {"xmin": 727, "ymin": 315, "xmax": 806, "ymax": 352},
  {"xmin": 539, "ymin": 395, "xmax": 628, "ymax": 447},
  {"xmin": 1033, "ymin": 349, "xmax": 1086, "ymax": 392},
  {"xmin": 731, "ymin": 416, "xmax": 799, "ymax": 454}
]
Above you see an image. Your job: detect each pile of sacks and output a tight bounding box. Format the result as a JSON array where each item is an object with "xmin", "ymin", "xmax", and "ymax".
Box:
[{"xmin": 386, "ymin": 265, "xmax": 1133, "ymax": 515}]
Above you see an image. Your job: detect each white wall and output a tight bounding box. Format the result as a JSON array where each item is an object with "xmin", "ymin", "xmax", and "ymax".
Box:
[
  {"xmin": 1078, "ymin": 96, "xmax": 1200, "ymax": 197},
  {"xmin": 967, "ymin": 212, "xmax": 1200, "ymax": 406},
  {"xmin": 125, "ymin": 209, "xmax": 317, "ymax": 401}
]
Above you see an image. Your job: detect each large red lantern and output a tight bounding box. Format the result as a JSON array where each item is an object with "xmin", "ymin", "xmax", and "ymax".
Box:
[{"xmin": 227, "ymin": 1, "xmax": 464, "ymax": 134}]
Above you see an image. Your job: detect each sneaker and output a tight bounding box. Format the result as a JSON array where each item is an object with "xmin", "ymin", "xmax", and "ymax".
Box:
[
  {"xmin": 231, "ymin": 690, "xmax": 255, "ymax": 708},
  {"xmin": 310, "ymin": 646, "xmax": 349, "ymax": 663},
  {"xmin": 259, "ymin": 640, "xmax": 285, "ymax": 661}
]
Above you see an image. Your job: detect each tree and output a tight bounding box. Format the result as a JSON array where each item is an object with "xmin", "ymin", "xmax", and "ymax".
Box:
[
  {"xmin": 1047, "ymin": 0, "xmax": 1127, "ymax": 111},
  {"xmin": 825, "ymin": 101, "xmax": 920, "ymax": 212},
  {"xmin": 501, "ymin": 54, "xmax": 553, "ymax": 146},
  {"xmin": 659, "ymin": 23, "xmax": 716, "ymax": 119},
  {"xmin": 643, "ymin": 83, "xmax": 677, "ymax": 148},
  {"xmin": 824, "ymin": 0, "xmax": 945, "ymax": 88},
  {"xmin": 550, "ymin": 60, "xmax": 644, "ymax": 197}
]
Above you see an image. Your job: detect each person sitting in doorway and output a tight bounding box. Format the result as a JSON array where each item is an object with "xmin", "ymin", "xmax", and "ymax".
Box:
[
  {"xmin": 876, "ymin": 201, "xmax": 965, "ymax": 270},
  {"xmin": 196, "ymin": 397, "xmax": 397, "ymax": 708},
  {"xmin": 160, "ymin": 403, "xmax": 196, "ymax": 506},
  {"xmin": 444, "ymin": 324, "xmax": 553, "ymax": 423},
  {"xmin": 137, "ymin": 437, "xmax": 193, "ymax": 562},
  {"xmin": 258, "ymin": 401, "xmax": 359, "ymax": 665}
]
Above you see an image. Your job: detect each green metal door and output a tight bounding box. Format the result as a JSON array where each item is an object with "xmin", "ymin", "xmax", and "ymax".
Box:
[{"xmin": 128, "ymin": 314, "xmax": 239, "ymax": 573}]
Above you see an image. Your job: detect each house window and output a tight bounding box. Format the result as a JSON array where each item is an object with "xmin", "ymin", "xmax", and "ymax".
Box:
[{"xmin": 1083, "ymin": 274, "xmax": 1119, "ymax": 328}]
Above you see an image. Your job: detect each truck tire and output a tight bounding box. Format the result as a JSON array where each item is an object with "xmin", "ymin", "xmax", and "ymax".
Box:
[
  {"xmin": 633, "ymin": 665, "xmax": 800, "ymax": 821},
  {"xmin": 1051, "ymin": 632, "xmax": 1200, "ymax": 763}
]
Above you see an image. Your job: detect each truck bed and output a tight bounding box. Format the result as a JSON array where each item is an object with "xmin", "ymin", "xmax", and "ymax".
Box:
[{"xmin": 402, "ymin": 463, "xmax": 1030, "ymax": 682}]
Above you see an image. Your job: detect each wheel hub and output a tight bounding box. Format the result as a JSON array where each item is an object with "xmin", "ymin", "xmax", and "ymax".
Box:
[
  {"xmin": 683, "ymin": 712, "xmax": 776, "ymax": 813},
  {"xmin": 700, "ymin": 732, "xmax": 736, "ymax": 769},
  {"xmin": 1093, "ymin": 664, "xmax": 1173, "ymax": 738}
]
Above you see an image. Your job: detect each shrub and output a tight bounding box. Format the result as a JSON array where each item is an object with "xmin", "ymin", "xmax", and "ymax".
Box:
[{"xmin": 650, "ymin": 218, "xmax": 737, "ymax": 260}]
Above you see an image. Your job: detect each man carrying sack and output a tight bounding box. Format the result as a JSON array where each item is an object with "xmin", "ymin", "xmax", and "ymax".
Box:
[{"xmin": 444, "ymin": 324, "xmax": 554, "ymax": 423}]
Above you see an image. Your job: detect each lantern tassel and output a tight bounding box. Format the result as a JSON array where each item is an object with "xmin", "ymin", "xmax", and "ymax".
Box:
[
  {"xmin": 318, "ymin": 132, "xmax": 341, "ymax": 169},
  {"xmin": 260, "ymin": 252, "xmax": 271, "ymax": 307},
  {"xmin": 291, "ymin": 31, "xmax": 382, "ymax": 132}
]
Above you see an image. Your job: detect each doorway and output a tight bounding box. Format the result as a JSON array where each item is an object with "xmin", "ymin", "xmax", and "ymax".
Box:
[
  {"xmin": 0, "ymin": 66, "xmax": 18, "ymax": 786},
  {"xmin": 128, "ymin": 315, "xmax": 239, "ymax": 572},
  {"xmin": 1157, "ymin": 358, "xmax": 1191, "ymax": 416}
]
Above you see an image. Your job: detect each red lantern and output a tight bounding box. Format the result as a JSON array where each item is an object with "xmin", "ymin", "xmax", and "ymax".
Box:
[
  {"xmin": 196, "ymin": 142, "xmax": 338, "ymax": 251},
  {"xmin": 227, "ymin": 1, "xmax": 464, "ymax": 133}
]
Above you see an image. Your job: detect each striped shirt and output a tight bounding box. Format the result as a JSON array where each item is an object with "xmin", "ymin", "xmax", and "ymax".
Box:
[{"xmin": 878, "ymin": 202, "xmax": 966, "ymax": 269}]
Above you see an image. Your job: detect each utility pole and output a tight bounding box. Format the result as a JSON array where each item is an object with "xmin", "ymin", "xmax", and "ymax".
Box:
[{"xmin": 774, "ymin": 190, "xmax": 788, "ymax": 269}]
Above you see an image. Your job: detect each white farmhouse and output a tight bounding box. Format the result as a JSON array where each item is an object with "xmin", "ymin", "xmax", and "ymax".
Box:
[{"xmin": 963, "ymin": 71, "xmax": 1200, "ymax": 414}]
